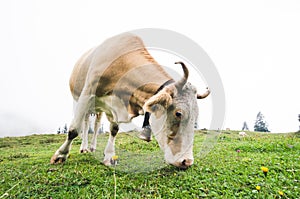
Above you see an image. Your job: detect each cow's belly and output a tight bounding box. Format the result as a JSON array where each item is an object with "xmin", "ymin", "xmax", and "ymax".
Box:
[{"xmin": 95, "ymin": 95, "xmax": 136, "ymax": 123}]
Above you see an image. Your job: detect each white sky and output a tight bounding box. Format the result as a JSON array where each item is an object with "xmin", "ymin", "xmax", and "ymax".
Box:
[{"xmin": 1, "ymin": 0, "xmax": 300, "ymax": 137}]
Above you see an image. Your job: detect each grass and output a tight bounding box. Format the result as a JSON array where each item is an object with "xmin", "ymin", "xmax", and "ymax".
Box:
[{"xmin": 0, "ymin": 131, "xmax": 299, "ymax": 198}]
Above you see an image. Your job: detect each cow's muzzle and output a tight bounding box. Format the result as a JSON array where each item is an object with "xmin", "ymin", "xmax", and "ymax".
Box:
[{"xmin": 173, "ymin": 158, "xmax": 194, "ymax": 169}]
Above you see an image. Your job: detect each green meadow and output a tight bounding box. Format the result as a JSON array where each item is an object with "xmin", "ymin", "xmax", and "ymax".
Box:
[{"xmin": 0, "ymin": 131, "xmax": 299, "ymax": 198}]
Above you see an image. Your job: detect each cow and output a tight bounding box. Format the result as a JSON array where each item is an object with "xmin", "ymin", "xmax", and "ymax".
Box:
[{"xmin": 50, "ymin": 33, "xmax": 210, "ymax": 169}]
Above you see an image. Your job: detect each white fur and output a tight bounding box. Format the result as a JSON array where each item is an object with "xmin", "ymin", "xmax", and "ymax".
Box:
[
  {"xmin": 53, "ymin": 139, "xmax": 72, "ymax": 161},
  {"xmin": 90, "ymin": 115, "xmax": 101, "ymax": 151},
  {"xmin": 95, "ymin": 95, "xmax": 133, "ymax": 123},
  {"xmin": 79, "ymin": 115, "xmax": 89, "ymax": 152},
  {"xmin": 103, "ymin": 133, "xmax": 116, "ymax": 166},
  {"xmin": 150, "ymin": 112, "xmax": 195, "ymax": 168}
]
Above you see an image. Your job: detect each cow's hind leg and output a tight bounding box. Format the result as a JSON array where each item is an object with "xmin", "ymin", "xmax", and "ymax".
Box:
[
  {"xmin": 50, "ymin": 129, "xmax": 78, "ymax": 164},
  {"xmin": 80, "ymin": 114, "xmax": 90, "ymax": 153},
  {"xmin": 103, "ymin": 122, "xmax": 119, "ymax": 166},
  {"xmin": 90, "ymin": 112, "xmax": 102, "ymax": 152}
]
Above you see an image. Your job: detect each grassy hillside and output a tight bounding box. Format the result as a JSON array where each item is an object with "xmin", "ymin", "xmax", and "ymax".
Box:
[{"xmin": 0, "ymin": 131, "xmax": 299, "ymax": 198}]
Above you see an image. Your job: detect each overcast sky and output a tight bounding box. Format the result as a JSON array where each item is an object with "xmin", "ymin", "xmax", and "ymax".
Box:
[{"xmin": 1, "ymin": 0, "xmax": 300, "ymax": 137}]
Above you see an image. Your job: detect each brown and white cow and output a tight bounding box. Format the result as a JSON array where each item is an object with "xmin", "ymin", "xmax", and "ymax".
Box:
[{"xmin": 50, "ymin": 33, "xmax": 210, "ymax": 169}]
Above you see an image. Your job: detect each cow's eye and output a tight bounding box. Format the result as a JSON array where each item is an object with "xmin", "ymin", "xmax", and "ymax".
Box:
[{"xmin": 174, "ymin": 111, "xmax": 183, "ymax": 119}]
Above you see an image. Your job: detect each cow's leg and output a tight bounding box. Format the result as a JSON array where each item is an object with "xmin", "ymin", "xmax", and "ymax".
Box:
[
  {"xmin": 139, "ymin": 112, "xmax": 152, "ymax": 142},
  {"xmin": 80, "ymin": 114, "xmax": 90, "ymax": 153},
  {"xmin": 50, "ymin": 128, "xmax": 78, "ymax": 164},
  {"xmin": 90, "ymin": 112, "xmax": 102, "ymax": 152},
  {"xmin": 51, "ymin": 85, "xmax": 96, "ymax": 164},
  {"xmin": 103, "ymin": 122, "xmax": 119, "ymax": 166}
]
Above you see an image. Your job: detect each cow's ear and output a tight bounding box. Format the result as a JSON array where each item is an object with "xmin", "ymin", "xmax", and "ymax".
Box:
[{"xmin": 144, "ymin": 90, "xmax": 173, "ymax": 115}]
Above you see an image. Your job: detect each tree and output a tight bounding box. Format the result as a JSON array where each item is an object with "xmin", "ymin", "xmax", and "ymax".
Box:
[
  {"xmin": 63, "ymin": 124, "xmax": 68, "ymax": 134},
  {"xmin": 254, "ymin": 112, "xmax": 269, "ymax": 132},
  {"xmin": 242, "ymin": 121, "xmax": 249, "ymax": 131}
]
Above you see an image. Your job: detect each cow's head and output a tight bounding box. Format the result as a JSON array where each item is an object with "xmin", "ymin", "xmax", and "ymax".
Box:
[{"xmin": 144, "ymin": 62, "xmax": 210, "ymax": 169}]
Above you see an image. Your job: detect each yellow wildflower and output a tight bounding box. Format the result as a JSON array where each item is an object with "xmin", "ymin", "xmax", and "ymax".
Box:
[
  {"xmin": 278, "ymin": 191, "xmax": 284, "ymax": 196},
  {"xmin": 261, "ymin": 166, "xmax": 269, "ymax": 177},
  {"xmin": 261, "ymin": 166, "xmax": 269, "ymax": 173},
  {"xmin": 256, "ymin": 186, "xmax": 261, "ymax": 191},
  {"xmin": 112, "ymin": 155, "xmax": 118, "ymax": 160}
]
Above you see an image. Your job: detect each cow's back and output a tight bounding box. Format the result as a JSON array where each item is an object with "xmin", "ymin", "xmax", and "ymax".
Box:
[
  {"xmin": 69, "ymin": 33, "xmax": 171, "ymax": 104},
  {"xmin": 69, "ymin": 47, "xmax": 95, "ymax": 100}
]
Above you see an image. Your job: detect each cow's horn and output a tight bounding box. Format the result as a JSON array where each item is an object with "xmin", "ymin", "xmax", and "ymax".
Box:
[
  {"xmin": 197, "ymin": 87, "xmax": 210, "ymax": 99},
  {"xmin": 174, "ymin": 61, "xmax": 189, "ymax": 90}
]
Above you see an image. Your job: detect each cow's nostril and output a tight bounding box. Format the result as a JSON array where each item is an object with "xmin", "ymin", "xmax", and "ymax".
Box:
[{"xmin": 179, "ymin": 159, "xmax": 193, "ymax": 168}]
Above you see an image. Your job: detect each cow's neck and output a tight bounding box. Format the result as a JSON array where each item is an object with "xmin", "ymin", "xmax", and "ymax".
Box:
[
  {"xmin": 127, "ymin": 79, "xmax": 174, "ymax": 118},
  {"xmin": 154, "ymin": 79, "xmax": 175, "ymax": 94}
]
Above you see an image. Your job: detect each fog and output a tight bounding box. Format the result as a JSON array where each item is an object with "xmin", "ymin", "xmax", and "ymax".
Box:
[{"xmin": 1, "ymin": 0, "xmax": 300, "ymax": 137}]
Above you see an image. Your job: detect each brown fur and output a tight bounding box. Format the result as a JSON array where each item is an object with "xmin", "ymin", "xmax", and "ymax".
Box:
[
  {"xmin": 168, "ymin": 135, "xmax": 182, "ymax": 155},
  {"xmin": 144, "ymin": 89, "xmax": 173, "ymax": 112},
  {"xmin": 69, "ymin": 35, "xmax": 172, "ymax": 117}
]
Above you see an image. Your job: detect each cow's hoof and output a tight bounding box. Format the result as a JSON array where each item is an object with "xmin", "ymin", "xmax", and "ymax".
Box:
[
  {"xmin": 110, "ymin": 158, "xmax": 117, "ymax": 165},
  {"xmin": 139, "ymin": 126, "xmax": 152, "ymax": 142},
  {"xmin": 103, "ymin": 159, "xmax": 112, "ymax": 166},
  {"xmin": 103, "ymin": 158, "xmax": 117, "ymax": 166},
  {"xmin": 80, "ymin": 149, "xmax": 89, "ymax": 153},
  {"xmin": 90, "ymin": 147, "xmax": 96, "ymax": 152},
  {"xmin": 50, "ymin": 154, "xmax": 67, "ymax": 164}
]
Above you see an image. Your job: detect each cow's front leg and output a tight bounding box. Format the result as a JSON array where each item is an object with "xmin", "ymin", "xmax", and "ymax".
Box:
[
  {"xmin": 50, "ymin": 129, "xmax": 78, "ymax": 164},
  {"xmin": 139, "ymin": 112, "xmax": 152, "ymax": 142},
  {"xmin": 103, "ymin": 122, "xmax": 119, "ymax": 166},
  {"xmin": 51, "ymin": 87, "xmax": 96, "ymax": 164}
]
